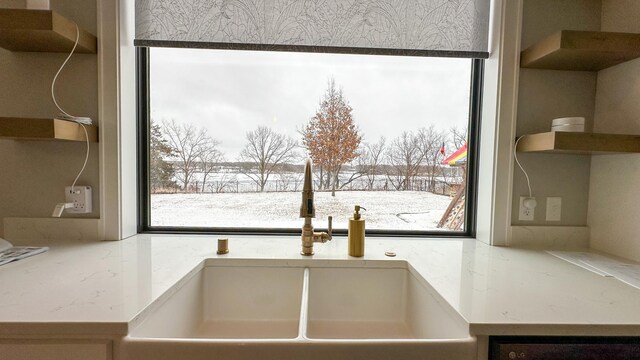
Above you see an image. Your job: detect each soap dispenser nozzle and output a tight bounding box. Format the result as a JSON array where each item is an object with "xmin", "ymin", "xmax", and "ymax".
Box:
[{"xmin": 353, "ymin": 205, "xmax": 366, "ymax": 220}]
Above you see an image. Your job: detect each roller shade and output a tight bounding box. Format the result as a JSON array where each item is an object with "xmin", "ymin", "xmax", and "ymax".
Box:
[{"xmin": 135, "ymin": 0, "xmax": 490, "ymax": 58}]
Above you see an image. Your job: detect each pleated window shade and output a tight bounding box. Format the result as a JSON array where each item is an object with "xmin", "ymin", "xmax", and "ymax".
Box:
[{"xmin": 135, "ymin": 0, "xmax": 490, "ymax": 58}]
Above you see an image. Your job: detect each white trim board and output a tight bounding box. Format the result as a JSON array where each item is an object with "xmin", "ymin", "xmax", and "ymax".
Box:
[
  {"xmin": 475, "ymin": 0, "xmax": 523, "ymax": 246},
  {"xmin": 97, "ymin": 0, "xmax": 137, "ymax": 240},
  {"xmin": 4, "ymin": 217, "xmax": 101, "ymax": 245}
]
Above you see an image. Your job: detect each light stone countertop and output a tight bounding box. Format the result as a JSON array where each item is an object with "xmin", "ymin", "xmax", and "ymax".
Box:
[{"xmin": 0, "ymin": 234, "xmax": 639, "ymax": 337}]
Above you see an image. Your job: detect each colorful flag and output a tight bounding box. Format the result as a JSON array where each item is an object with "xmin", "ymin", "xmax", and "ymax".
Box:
[
  {"xmin": 442, "ymin": 143, "xmax": 467, "ymax": 166},
  {"xmin": 439, "ymin": 142, "xmax": 445, "ymax": 156}
]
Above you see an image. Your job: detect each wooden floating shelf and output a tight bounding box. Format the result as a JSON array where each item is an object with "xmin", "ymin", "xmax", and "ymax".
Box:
[
  {"xmin": 0, "ymin": 117, "xmax": 98, "ymax": 142},
  {"xmin": 521, "ymin": 30, "xmax": 640, "ymax": 71},
  {"xmin": 0, "ymin": 9, "xmax": 97, "ymax": 53},
  {"xmin": 516, "ymin": 131, "xmax": 640, "ymax": 155}
]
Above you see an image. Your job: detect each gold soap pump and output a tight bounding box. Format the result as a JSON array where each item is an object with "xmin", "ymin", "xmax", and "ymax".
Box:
[{"xmin": 348, "ymin": 205, "xmax": 366, "ymax": 257}]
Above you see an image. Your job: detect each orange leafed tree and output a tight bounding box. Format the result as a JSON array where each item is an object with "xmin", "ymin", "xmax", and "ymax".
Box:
[{"xmin": 303, "ymin": 78, "xmax": 362, "ymax": 196}]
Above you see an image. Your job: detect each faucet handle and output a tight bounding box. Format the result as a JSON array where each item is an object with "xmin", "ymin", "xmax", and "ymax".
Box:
[{"xmin": 313, "ymin": 216, "xmax": 333, "ymax": 244}]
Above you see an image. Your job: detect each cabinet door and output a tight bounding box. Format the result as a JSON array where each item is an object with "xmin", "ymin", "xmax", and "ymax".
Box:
[{"xmin": 0, "ymin": 341, "xmax": 110, "ymax": 360}]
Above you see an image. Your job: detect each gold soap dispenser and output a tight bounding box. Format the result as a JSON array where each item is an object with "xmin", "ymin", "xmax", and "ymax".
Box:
[{"xmin": 348, "ymin": 205, "xmax": 366, "ymax": 257}]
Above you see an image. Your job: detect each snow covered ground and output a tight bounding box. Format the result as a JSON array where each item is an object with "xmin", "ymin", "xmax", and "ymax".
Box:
[{"xmin": 151, "ymin": 191, "xmax": 456, "ymax": 231}]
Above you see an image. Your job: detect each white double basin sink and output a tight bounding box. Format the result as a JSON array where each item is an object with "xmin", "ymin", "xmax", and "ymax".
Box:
[{"xmin": 122, "ymin": 259, "xmax": 476, "ymax": 360}]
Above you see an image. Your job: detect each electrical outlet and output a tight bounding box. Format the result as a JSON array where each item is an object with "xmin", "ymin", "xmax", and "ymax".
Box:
[
  {"xmin": 65, "ymin": 186, "xmax": 92, "ymax": 214},
  {"xmin": 519, "ymin": 196, "xmax": 535, "ymax": 221},
  {"xmin": 546, "ymin": 197, "xmax": 562, "ymax": 221}
]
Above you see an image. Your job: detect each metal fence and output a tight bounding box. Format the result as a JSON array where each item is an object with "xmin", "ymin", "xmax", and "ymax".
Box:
[{"xmin": 152, "ymin": 170, "xmax": 463, "ymax": 196}]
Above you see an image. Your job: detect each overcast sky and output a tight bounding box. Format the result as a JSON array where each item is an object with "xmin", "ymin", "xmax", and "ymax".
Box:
[{"xmin": 150, "ymin": 48, "xmax": 471, "ymax": 159}]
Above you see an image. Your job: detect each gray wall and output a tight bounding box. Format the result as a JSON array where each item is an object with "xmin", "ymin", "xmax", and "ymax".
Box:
[
  {"xmin": 0, "ymin": 0, "xmax": 99, "ymax": 237},
  {"xmin": 512, "ymin": 0, "xmax": 601, "ymax": 226},
  {"xmin": 515, "ymin": 0, "xmax": 640, "ymax": 262},
  {"xmin": 588, "ymin": 0, "xmax": 640, "ymax": 261}
]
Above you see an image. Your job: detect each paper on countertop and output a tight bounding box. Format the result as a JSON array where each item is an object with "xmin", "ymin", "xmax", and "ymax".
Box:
[
  {"xmin": 548, "ymin": 250, "xmax": 640, "ymax": 290},
  {"xmin": 0, "ymin": 238, "xmax": 48, "ymax": 267},
  {"xmin": 0, "ymin": 238, "xmax": 12, "ymax": 252}
]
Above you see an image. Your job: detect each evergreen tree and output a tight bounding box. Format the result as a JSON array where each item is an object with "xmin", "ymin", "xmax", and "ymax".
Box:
[{"xmin": 150, "ymin": 120, "xmax": 175, "ymax": 192}]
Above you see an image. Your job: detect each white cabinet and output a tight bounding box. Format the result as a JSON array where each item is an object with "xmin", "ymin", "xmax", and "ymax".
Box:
[{"xmin": 0, "ymin": 341, "xmax": 110, "ymax": 360}]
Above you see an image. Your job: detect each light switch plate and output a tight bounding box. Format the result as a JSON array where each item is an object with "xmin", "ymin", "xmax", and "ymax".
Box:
[
  {"xmin": 65, "ymin": 186, "xmax": 92, "ymax": 214},
  {"xmin": 519, "ymin": 196, "xmax": 535, "ymax": 221},
  {"xmin": 546, "ymin": 197, "xmax": 562, "ymax": 221}
]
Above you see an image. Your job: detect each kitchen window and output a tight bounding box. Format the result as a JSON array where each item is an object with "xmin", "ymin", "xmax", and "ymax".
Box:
[
  {"xmin": 134, "ymin": 0, "xmax": 488, "ymax": 236},
  {"xmin": 137, "ymin": 48, "xmax": 482, "ymax": 235}
]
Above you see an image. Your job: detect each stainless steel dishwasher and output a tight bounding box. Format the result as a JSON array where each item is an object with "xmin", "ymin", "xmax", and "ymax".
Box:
[{"xmin": 490, "ymin": 337, "xmax": 640, "ymax": 359}]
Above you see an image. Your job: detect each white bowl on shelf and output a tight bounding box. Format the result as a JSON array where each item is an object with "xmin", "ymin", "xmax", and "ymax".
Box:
[
  {"xmin": 552, "ymin": 124, "xmax": 585, "ymax": 132},
  {"xmin": 551, "ymin": 117, "xmax": 585, "ymax": 132}
]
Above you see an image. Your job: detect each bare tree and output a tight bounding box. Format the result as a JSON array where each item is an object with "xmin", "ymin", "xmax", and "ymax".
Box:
[
  {"xmin": 272, "ymin": 163, "xmax": 303, "ymax": 192},
  {"xmin": 278, "ymin": 169, "xmax": 303, "ymax": 191},
  {"xmin": 329, "ymin": 162, "xmax": 365, "ymax": 191},
  {"xmin": 208, "ymin": 171, "xmax": 235, "ymax": 193},
  {"xmin": 416, "ymin": 126, "xmax": 446, "ymax": 193},
  {"xmin": 358, "ymin": 137, "xmax": 386, "ymax": 190},
  {"xmin": 239, "ymin": 126, "xmax": 298, "ymax": 192},
  {"xmin": 441, "ymin": 125, "xmax": 468, "ymax": 193},
  {"xmin": 385, "ymin": 131, "xmax": 424, "ymax": 191},
  {"xmin": 162, "ymin": 119, "xmax": 209, "ymax": 191},
  {"xmin": 449, "ymin": 126, "xmax": 468, "ymax": 151},
  {"xmin": 302, "ymin": 78, "xmax": 362, "ymax": 196},
  {"xmin": 198, "ymin": 139, "xmax": 224, "ymax": 192}
]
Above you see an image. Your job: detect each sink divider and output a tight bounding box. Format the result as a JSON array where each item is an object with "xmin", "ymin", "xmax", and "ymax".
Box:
[{"xmin": 297, "ymin": 267, "xmax": 310, "ymax": 340}]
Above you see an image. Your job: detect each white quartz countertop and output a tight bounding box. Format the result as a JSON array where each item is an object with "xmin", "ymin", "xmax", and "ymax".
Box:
[{"xmin": 1, "ymin": 235, "xmax": 639, "ymax": 337}]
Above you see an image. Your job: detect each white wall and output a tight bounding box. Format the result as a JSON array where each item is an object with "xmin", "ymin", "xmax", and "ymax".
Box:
[
  {"xmin": 511, "ymin": 0, "xmax": 601, "ymax": 227},
  {"xmin": 588, "ymin": 0, "xmax": 640, "ymax": 262},
  {"xmin": 0, "ymin": 0, "xmax": 99, "ymax": 238}
]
